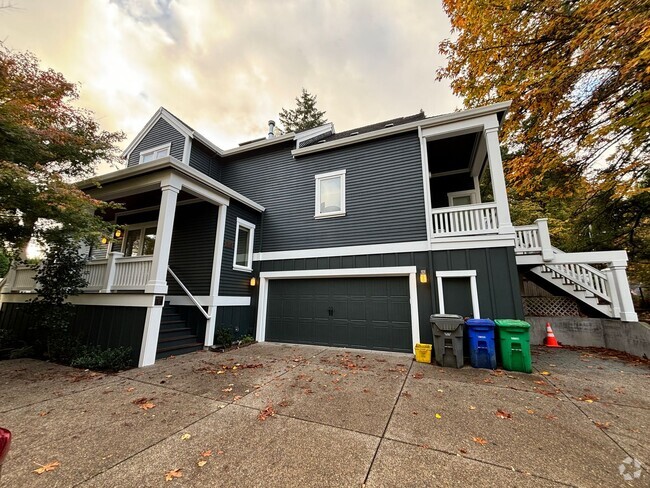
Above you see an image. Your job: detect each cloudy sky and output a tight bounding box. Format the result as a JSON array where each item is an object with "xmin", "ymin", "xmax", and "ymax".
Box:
[{"xmin": 2, "ymin": 0, "xmax": 459, "ymax": 169}]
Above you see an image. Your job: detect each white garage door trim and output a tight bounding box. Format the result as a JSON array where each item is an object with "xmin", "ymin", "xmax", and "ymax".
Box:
[{"xmin": 255, "ymin": 266, "xmax": 420, "ymax": 352}]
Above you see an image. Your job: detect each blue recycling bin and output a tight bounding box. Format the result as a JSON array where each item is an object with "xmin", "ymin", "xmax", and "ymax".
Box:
[{"xmin": 465, "ymin": 319, "xmax": 497, "ymax": 369}]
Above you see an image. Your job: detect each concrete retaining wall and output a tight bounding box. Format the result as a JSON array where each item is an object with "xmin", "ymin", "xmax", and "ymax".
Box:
[{"xmin": 526, "ymin": 317, "xmax": 650, "ymax": 359}]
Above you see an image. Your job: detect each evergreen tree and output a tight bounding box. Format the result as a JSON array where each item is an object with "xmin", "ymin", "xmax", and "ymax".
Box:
[{"xmin": 279, "ymin": 89, "xmax": 327, "ymax": 132}]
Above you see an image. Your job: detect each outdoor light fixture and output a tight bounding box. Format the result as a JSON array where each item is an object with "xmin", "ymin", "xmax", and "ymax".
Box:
[
  {"xmin": 250, "ymin": 276, "xmax": 257, "ymax": 287},
  {"xmin": 419, "ymin": 269, "xmax": 428, "ymax": 284},
  {"xmin": 114, "ymin": 229, "xmax": 123, "ymax": 239},
  {"xmin": 100, "ymin": 236, "xmax": 108, "ymax": 245}
]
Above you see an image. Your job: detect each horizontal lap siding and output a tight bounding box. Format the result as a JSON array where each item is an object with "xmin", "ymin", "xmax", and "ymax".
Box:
[
  {"xmin": 190, "ymin": 141, "xmax": 222, "ymax": 181},
  {"xmin": 127, "ymin": 118, "xmax": 185, "ymax": 167},
  {"xmin": 219, "ymin": 200, "xmax": 262, "ymax": 296},
  {"xmin": 167, "ymin": 202, "xmax": 218, "ymax": 296},
  {"xmin": 220, "ymin": 132, "xmax": 427, "ymax": 252}
]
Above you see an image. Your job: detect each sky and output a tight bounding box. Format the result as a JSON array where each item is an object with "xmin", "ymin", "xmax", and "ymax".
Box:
[{"xmin": 1, "ymin": 0, "xmax": 460, "ymax": 172}]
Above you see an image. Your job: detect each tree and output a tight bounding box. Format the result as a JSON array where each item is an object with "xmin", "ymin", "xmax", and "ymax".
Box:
[
  {"xmin": 437, "ymin": 0, "xmax": 648, "ymax": 199},
  {"xmin": 279, "ymin": 88, "xmax": 327, "ymax": 132},
  {"xmin": 0, "ymin": 43, "xmax": 123, "ymax": 258}
]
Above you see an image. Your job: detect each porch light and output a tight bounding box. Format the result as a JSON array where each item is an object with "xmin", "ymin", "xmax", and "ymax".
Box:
[
  {"xmin": 250, "ymin": 276, "xmax": 257, "ymax": 287},
  {"xmin": 114, "ymin": 229, "xmax": 123, "ymax": 239},
  {"xmin": 419, "ymin": 270, "xmax": 428, "ymax": 284},
  {"xmin": 100, "ymin": 236, "xmax": 108, "ymax": 245}
]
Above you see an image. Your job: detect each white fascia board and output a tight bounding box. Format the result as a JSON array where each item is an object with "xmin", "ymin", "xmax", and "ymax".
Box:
[
  {"xmin": 291, "ymin": 101, "xmax": 512, "ymax": 157},
  {"xmin": 260, "ymin": 266, "xmax": 417, "ymax": 280},
  {"xmin": 254, "ymin": 241, "xmax": 431, "ymax": 262},
  {"xmin": 78, "ymin": 157, "xmax": 265, "ymax": 212},
  {"xmin": 436, "ymin": 270, "xmax": 477, "ymax": 278},
  {"xmin": 516, "ymin": 250, "xmax": 628, "ymax": 266}
]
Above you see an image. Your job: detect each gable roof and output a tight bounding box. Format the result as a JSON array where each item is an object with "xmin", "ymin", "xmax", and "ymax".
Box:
[{"xmin": 312, "ymin": 112, "xmax": 426, "ymax": 145}]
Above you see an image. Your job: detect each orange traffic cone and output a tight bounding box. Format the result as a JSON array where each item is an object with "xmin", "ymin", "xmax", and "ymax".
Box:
[{"xmin": 544, "ymin": 322, "xmax": 561, "ymax": 348}]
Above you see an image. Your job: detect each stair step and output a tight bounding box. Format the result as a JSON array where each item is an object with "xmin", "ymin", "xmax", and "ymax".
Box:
[
  {"xmin": 156, "ymin": 342, "xmax": 204, "ymax": 359},
  {"xmin": 158, "ymin": 327, "xmax": 194, "ymax": 339},
  {"xmin": 160, "ymin": 319, "xmax": 186, "ymax": 327}
]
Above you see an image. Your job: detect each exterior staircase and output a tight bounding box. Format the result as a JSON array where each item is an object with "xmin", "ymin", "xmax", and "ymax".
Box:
[
  {"xmin": 514, "ymin": 219, "xmax": 638, "ymax": 322},
  {"xmin": 156, "ymin": 303, "xmax": 204, "ymax": 359}
]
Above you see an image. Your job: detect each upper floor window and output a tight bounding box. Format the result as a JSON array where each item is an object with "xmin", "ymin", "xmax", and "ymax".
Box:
[
  {"xmin": 315, "ymin": 169, "xmax": 346, "ymax": 219},
  {"xmin": 447, "ymin": 190, "xmax": 478, "ymax": 207},
  {"xmin": 233, "ymin": 218, "xmax": 255, "ymax": 272},
  {"xmin": 139, "ymin": 143, "xmax": 171, "ymax": 164}
]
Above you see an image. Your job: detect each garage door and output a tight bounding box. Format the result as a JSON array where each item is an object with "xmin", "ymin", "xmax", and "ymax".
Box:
[{"xmin": 265, "ymin": 277, "xmax": 412, "ymax": 352}]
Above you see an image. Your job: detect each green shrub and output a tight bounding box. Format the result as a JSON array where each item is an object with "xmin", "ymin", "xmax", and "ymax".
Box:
[
  {"xmin": 70, "ymin": 345, "xmax": 133, "ymax": 372},
  {"xmin": 215, "ymin": 327, "xmax": 234, "ymax": 349},
  {"xmin": 240, "ymin": 335, "xmax": 255, "ymax": 345}
]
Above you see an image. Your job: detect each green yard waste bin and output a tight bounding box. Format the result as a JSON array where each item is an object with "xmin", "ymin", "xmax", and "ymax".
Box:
[{"xmin": 494, "ymin": 319, "xmax": 532, "ymax": 373}]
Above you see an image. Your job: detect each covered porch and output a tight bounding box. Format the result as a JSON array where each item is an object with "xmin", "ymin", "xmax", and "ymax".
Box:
[{"xmin": 420, "ymin": 111, "xmax": 514, "ymax": 240}]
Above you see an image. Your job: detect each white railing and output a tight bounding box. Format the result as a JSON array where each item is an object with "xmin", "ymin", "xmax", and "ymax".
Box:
[
  {"xmin": 515, "ymin": 225, "xmax": 542, "ymax": 253},
  {"xmin": 167, "ymin": 266, "xmax": 211, "ymax": 320},
  {"xmin": 112, "ymin": 256, "xmax": 153, "ymax": 291},
  {"xmin": 82, "ymin": 260, "xmax": 108, "ymax": 291},
  {"xmin": 543, "ymin": 261, "xmax": 610, "ymax": 301},
  {"xmin": 431, "ymin": 202, "xmax": 499, "ymax": 237}
]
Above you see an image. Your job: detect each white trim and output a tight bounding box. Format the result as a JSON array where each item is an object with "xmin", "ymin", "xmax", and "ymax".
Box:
[
  {"xmin": 435, "ymin": 270, "xmax": 480, "ymax": 318},
  {"xmin": 253, "ymin": 237, "xmax": 516, "ymax": 262},
  {"xmin": 255, "ymin": 266, "xmax": 420, "ymax": 353},
  {"xmin": 315, "ymin": 169, "xmax": 346, "ymax": 219},
  {"xmin": 420, "ymin": 114, "xmax": 498, "ymax": 140},
  {"xmin": 138, "ymin": 142, "xmax": 171, "ymax": 165},
  {"xmin": 295, "ymin": 123, "xmax": 335, "ymax": 149},
  {"xmin": 233, "ymin": 217, "xmax": 256, "ymax": 272},
  {"xmin": 516, "ymin": 250, "xmax": 628, "ymax": 266},
  {"xmin": 205, "ymin": 204, "xmax": 228, "ymax": 346},
  {"xmin": 430, "ymin": 168, "xmax": 470, "ymax": 178},
  {"xmin": 447, "ymin": 190, "xmax": 478, "ymax": 207},
  {"xmin": 182, "ymin": 135, "xmax": 192, "ymax": 165},
  {"xmin": 166, "ymin": 295, "xmax": 252, "ymax": 307},
  {"xmin": 118, "ymin": 221, "xmax": 158, "ymax": 256},
  {"xmin": 291, "ymin": 101, "xmax": 511, "ymax": 157},
  {"xmin": 0, "ymin": 292, "xmax": 159, "ymax": 307},
  {"xmin": 419, "ymin": 127, "xmax": 434, "ymax": 242},
  {"xmin": 140, "ymin": 306, "xmax": 163, "ymax": 367}
]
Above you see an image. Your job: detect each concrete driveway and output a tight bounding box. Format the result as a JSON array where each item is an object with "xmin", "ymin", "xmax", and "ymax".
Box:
[{"xmin": 0, "ymin": 343, "xmax": 648, "ymax": 487}]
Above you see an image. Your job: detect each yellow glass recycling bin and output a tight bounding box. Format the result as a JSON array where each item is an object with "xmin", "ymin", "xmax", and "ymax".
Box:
[{"xmin": 414, "ymin": 343, "xmax": 432, "ymax": 363}]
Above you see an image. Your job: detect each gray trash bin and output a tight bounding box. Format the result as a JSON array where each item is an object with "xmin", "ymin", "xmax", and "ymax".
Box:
[{"xmin": 430, "ymin": 314, "xmax": 465, "ymax": 368}]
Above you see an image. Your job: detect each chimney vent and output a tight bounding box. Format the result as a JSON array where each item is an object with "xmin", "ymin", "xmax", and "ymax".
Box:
[{"xmin": 268, "ymin": 120, "xmax": 276, "ymax": 139}]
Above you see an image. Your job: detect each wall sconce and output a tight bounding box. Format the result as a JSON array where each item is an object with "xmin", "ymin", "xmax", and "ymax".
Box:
[
  {"xmin": 249, "ymin": 276, "xmax": 257, "ymax": 287},
  {"xmin": 100, "ymin": 236, "xmax": 108, "ymax": 245},
  {"xmin": 419, "ymin": 269, "xmax": 428, "ymax": 284},
  {"xmin": 114, "ymin": 229, "xmax": 123, "ymax": 239}
]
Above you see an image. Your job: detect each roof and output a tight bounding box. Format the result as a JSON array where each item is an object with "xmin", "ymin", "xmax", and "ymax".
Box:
[{"xmin": 313, "ymin": 112, "xmax": 426, "ymax": 145}]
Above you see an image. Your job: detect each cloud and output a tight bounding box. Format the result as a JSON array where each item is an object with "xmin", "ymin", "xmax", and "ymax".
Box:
[{"xmin": 1, "ymin": 0, "xmax": 459, "ymax": 173}]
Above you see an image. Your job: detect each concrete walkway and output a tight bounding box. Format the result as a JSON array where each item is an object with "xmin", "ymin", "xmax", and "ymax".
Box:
[{"xmin": 0, "ymin": 343, "xmax": 648, "ymax": 487}]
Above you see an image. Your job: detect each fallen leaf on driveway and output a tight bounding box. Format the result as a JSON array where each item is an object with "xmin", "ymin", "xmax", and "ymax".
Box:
[
  {"xmin": 201, "ymin": 450, "xmax": 212, "ymax": 457},
  {"xmin": 469, "ymin": 406, "xmax": 476, "ymax": 410},
  {"xmin": 165, "ymin": 469, "xmax": 182, "ymax": 481},
  {"xmin": 401, "ymin": 391, "xmax": 412, "ymax": 399},
  {"xmin": 197, "ymin": 460, "xmax": 207, "ymax": 467},
  {"xmin": 594, "ymin": 421, "xmax": 610, "ymax": 430},
  {"xmin": 526, "ymin": 409, "xmax": 535, "ymax": 414},
  {"xmin": 579, "ymin": 394, "xmax": 599, "ymax": 403},
  {"xmin": 132, "ymin": 397, "xmax": 156, "ymax": 410},
  {"xmin": 412, "ymin": 372, "xmax": 424, "ymax": 379},
  {"xmin": 459, "ymin": 448, "xmax": 467, "ymax": 454},
  {"xmin": 540, "ymin": 371, "xmax": 551, "ymax": 376},
  {"xmin": 495, "ymin": 409, "xmax": 512, "ymax": 419},
  {"xmin": 258, "ymin": 404, "xmax": 276, "ymax": 421},
  {"xmin": 483, "ymin": 378, "xmax": 494, "ymax": 384},
  {"xmin": 534, "ymin": 380, "xmax": 546, "ymax": 385},
  {"xmin": 222, "ymin": 387, "xmax": 232, "ymax": 392},
  {"xmin": 435, "ymin": 413, "xmax": 442, "ymax": 419},
  {"xmin": 233, "ymin": 395, "xmax": 242, "ymax": 401},
  {"xmin": 180, "ymin": 433, "xmax": 191, "ymax": 441},
  {"xmin": 126, "ymin": 387, "xmax": 135, "ymax": 392},
  {"xmin": 472, "ymin": 437, "xmax": 488, "ymax": 445},
  {"xmin": 544, "ymin": 414, "xmax": 558, "ymax": 420},
  {"xmin": 33, "ymin": 461, "xmax": 60, "ymax": 474},
  {"xmin": 278, "ymin": 400, "xmax": 290, "ymax": 407},
  {"xmin": 38, "ymin": 411, "xmax": 49, "ymax": 417}
]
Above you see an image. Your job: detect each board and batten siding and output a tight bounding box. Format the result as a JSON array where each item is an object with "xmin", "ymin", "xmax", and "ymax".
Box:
[
  {"xmin": 218, "ymin": 199, "xmax": 262, "ymax": 297},
  {"xmin": 220, "ymin": 132, "xmax": 428, "ymax": 252},
  {"xmin": 189, "ymin": 140, "xmax": 222, "ymax": 181},
  {"xmin": 127, "ymin": 118, "xmax": 185, "ymax": 167},
  {"xmin": 167, "ymin": 201, "xmax": 218, "ymax": 296}
]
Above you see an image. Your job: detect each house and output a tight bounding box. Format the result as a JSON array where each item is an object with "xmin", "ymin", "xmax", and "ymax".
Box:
[{"xmin": 0, "ymin": 101, "xmax": 638, "ymax": 367}]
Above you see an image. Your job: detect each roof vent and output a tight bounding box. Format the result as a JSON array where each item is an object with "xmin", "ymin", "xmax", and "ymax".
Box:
[
  {"xmin": 318, "ymin": 140, "xmax": 326, "ymax": 144},
  {"xmin": 350, "ymin": 131, "xmax": 359, "ymax": 136},
  {"xmin": 268, "ymin": 120, "xmax": 276, "ymax": 139},
  {"xmin": 384, "ymin": 123, "xmax": 394, "ymax": 128}
]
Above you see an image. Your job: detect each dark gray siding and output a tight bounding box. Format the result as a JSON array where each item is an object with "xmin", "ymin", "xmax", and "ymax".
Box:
[
  {"xmin": 127, "ymin": 118, "xmax": 185, "ymax": 167},
  {"xmin": 167, "ymin": 202, "xmax": 218, "ymax": 296},
  {"xmin": 219, "ymin": 200, "xmax": 262, "ymax": 296},
  {"xmin": 257, "ymin": 246, "xmax": 524, "ymax": 345},
  {"xmin": 189, "ymin": 141, "xmax": 222, "ymax": 181},
  {"xmin": 0, "ymin": 302, "xmax": 146, "ymax": 365},
  {"xmin": 214, "ymin": 306, "xmax": 252, "ymax": 341},
  {"xmin": 220, "ymin": 132, "xmax": 427, "ymax": 252}
]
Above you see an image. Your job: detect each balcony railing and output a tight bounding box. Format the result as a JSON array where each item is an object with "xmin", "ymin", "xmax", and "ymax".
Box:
[
  {"xmin": 2, "ymin": 253, "xmax": 154, "ymax": 294},
  {"xmin": 431, "ymin": 202, "xmax": 499, "ymax": 237}
]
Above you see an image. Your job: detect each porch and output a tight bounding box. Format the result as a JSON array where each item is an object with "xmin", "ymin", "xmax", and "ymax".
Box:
[{"xmin": 420, "ymin": 111, "xmax": 514, "ymax": 240}]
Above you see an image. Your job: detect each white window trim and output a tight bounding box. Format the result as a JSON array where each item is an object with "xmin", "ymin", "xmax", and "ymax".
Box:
[
  {"xmin": 138, "ymin": 142, "xmax": 171, "ymax": 165},
  {"xmin": 435, "ymin": 269, "xmax": 480, "ymax": 318},
  {"xmin": 315, "ymin": 169, "xmax": 346, "ymax": 219},
  {"xmin": 447, "ymin": 189, "xmax": 479, "ymax": 207},
  {"xmin": 233, "ymin": 217, "xmax": 255, "ymax": 272},
  {"xmin": 116, "ymin": 221, "xmax": 158, "ymax": 256}
]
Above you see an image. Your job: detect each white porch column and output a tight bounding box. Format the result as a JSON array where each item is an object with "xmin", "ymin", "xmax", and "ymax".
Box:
[
  {"xmin": 484, "ymin": 127, "xmax": 514, "ymax": 235},
  {"xmin": 535, "ymin": 218, "xmax": 554, "ymax": 262},
  {"xmin": 602, "ymin": 268, "xmax": 621, "ymax": 318},
  {"xmin": 99, "ymin": 251, "xmax": 122, "ymax": 293},
  {"xmin": 139, "ymin": 302, "xmax": 164, "ymax": 367},
  {"xmin": 205, "ymin": 204, "xmax": 228, "ymax": 347},
  {"xmin": 144, "ymin": 179, "xmax": 180, "ymax": 294},
  {"xmin": 609, "ymin": 261, "xmax": 638, "ymax": 322}
]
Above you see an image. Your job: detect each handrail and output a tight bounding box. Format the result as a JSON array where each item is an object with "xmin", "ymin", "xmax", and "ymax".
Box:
[
  {"xmin": 431, "ymin": 202, "xmax": 497, "ymax": 214},
  {"xmin": 167, "ymin": 266, "xmax": 211, "ymax": 320}
]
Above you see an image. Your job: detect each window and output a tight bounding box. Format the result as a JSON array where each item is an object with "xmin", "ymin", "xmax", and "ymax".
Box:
[
  {"xmin": 315, "ymin": 169, "xmax": 346, "ymax": 218},
  {"xmin": 119, "ymin": 223, "xmax": 157, "ymax": 257},
  {"xmin": 447, "ymin": 190, "xmax": 478, "ymax": 207},
  {"xmin": 233, "ymin": 218, "xmax": 255, "ymax": 271},
  {"xmin": 139, "ymin": 143, "xmax": 171, "ymax": 164}
]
